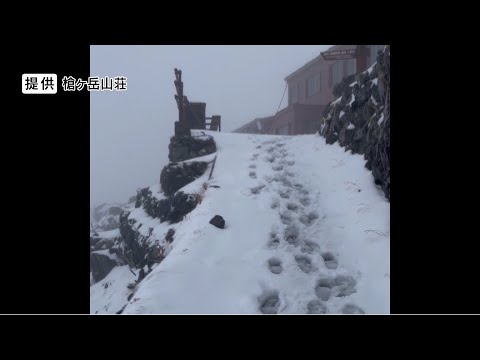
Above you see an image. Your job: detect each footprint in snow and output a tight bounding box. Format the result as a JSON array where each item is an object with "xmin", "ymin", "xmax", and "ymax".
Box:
[
  {"xmin": 267, "ymin": 258, "xmax": 283, "ymax": 274},
  {"xmin": 280, "ymin": 212, "xmax": 293, "ymax": 225},
  {"xmin": 250, "ymin": 185, "xmax": 265, "ymax": 195},
  {"xmin": 321, "ymin": 252, "xmax": 338, "ymax": 270},
  {"xmin": 301, "ymin": 240, "xmax": 320, "ymax": 254},
  {"xmin": 295, "ymin": 255, "xmax": 313, "ymax": 273},
  {"xmin": 307, "ymin": 299, "xmax": 327, "ymax": 314},
  {"xmin": 271, "ymin": 199, "xmax": 280, "ymax": 209},
  {"xmin": 284, "ymin": 224, "xmax": 300, "ymax": 245},
  {"xmin": 268, "ymin": 233, "xmax": 280, "ymax": 249},
  {"xmin": 342, "ymin": 304, "xmax": 365, "ymax": 314},
  {"xmin": 315, "ymin": 275, "xmax": 357, "ymax": 301},
  {"xmin": 286, "ymin": 202, "xmax": 299, "ymax": 211},
  {"xmin": 299, "ymin": 197, "xmax": 311, "ymax": 206},
  {"xmin": 299, "ymin": 212, "xmax": 319, "ymax": 226},
  {"xmin": 258, "ymin": 290, "xmax": 281, "ymax": 314}
]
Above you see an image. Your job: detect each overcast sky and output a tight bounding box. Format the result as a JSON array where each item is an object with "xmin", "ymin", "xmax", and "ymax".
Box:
[{"xmin": 90, "ymin": 45, "xmax": 333, "ymax": 207}]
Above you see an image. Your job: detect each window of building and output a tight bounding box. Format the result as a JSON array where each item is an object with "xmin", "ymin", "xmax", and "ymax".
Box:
[
  {"xmin": 329, "ymin": 64, "xmax": 333, "ymax": 88},
  {"xmin": 288, "ymin": 83, "xmax": 298, "ymax": 105},
  {"xmin": 307, "ymin": 73, "xmax": 321, "ymax": 97},
  {"xmin": 277, "ymin": 124, "xmax": 290, "ymax": 135},
  {"xmin": 345, "ymin": 58, "xmax": 357, "ymax": 77},
  {"xmin": 332, "ymin": 61, "xmax": 343, "ymax": 87}
]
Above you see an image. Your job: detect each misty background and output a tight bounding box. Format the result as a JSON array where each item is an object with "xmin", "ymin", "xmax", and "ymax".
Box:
[{"xmin": 90, "ymin": 45, "xmax": 333, "ymax": 207}]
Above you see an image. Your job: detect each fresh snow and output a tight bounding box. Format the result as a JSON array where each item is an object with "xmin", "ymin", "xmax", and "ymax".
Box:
[
  {"xmin": 347, "ymin": 124, "xmax": 355, "ymax": 130},
  {"xmin": 90, "ymin": 266, "xmax": 137, "ymax": 314},
  {"xmin": 377, "ymin": 114, "xmax": 385, "ymax": 126},
  {"xmin": 340, "ymin": 111, "xmax": 345, "ymax": 118},
  {"xmin": 97, "ymin": 228, "xmax": 121, "ymax": 239},
  {"xmin": 331, "ymin": 97, "xmax": 342, "ymax": 106},
  {"xmin": 347, "ymin": 94, "xmax": 356, "ymax": 106},
  {"xmin": 367, "ymin": 63, "xmax": 376, "ymax": 75},
  {"xmin": 90, "ymin": 130, "xmax": 390, "ymax": 314},
  {"xmin": 178, "ymin": 152, "xmax": 217, "ymax": 164},
  {"xmin": 91, "ymin": 249, "xmax": 120, "ymax": 261}
]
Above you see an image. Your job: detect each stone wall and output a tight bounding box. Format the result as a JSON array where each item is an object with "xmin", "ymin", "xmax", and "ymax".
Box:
[
  {"xmin": 320, "ymin": 46, "xmax": 390, "ymax": 200},
  {"xmin": 168, "ymin": 134, "xmax": 216, "ymax": 163}
]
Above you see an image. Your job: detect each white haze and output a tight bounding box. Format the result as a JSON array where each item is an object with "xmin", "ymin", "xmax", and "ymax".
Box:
[{"xmin": 90, "ymin": 45, "xmax": 333, "ymax": 206}]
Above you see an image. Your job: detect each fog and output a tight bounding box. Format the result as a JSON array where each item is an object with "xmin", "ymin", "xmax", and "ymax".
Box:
[{"xmin": 90, "ymin": 45, "xmax": 333, "ymax": 206}]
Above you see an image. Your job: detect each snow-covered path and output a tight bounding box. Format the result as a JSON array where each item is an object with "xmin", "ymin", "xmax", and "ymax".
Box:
[{"xmin": 95, "ymin": 131, "xmax": 389, "ymax": 314}]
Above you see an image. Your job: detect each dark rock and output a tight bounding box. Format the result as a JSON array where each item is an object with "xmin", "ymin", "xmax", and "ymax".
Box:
[
  {"xmin": 333, "ymin": 74, "xmax": 355, "ymax": 98},
  {"xmin": 90, "ymin": 236, "xmax": 101, "ymax": 247},
  {"xmin": 138, "ymin": 269, "xmax": 146, "ymax": 282},
  {"xmin": 116, "ymin": 304, "xmax": 127, "ymax": 314},
  {"xmin": 325, "ymin": 131, "xmax": 338, "ymax": 145},
  {"xmin": 90, "ymin": 252, "xmax": 117, "ymax": 282},
  {"xmin": 134, "ymin": 187, "xmax": 199, "ymax": 224},
  {"xmin": 165, "ymin": 228, "xmax": 175, "ymax": 243},
  {"xmin": 168, "ymin": 135, "xmax": 216, "ymax": 163},
  {"xmin": 147, "ymin": 245, "xmax": 164, "ymax": 263},
  {"xmin": 160, "ymin": 161, "xmax": 208, "ymax": 196},
  {"xmin": 209, "ymin": 215, "xmax": 225, "ymax": 229},
  {"xmin": 118, "ymin": 212, "xmax": 150, "ymax": 268},
  {"xmin": 339, "ymin": 127, "xmax": 355, "ymax": 146},
  {"xmin": 168, "ymin": 192, "xmax": 198, "ymax": 223}
]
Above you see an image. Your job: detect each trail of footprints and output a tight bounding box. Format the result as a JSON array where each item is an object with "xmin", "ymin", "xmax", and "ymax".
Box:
[{"xmin": 249, "ymin": 138, "xmax": 364, "ymax": 314}]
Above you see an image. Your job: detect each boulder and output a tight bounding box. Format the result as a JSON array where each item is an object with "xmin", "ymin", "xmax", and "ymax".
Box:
[
  {"xmin": 90, "ymin": 252, "xmax": 117, "ymax": 282},
  {"xmin": 209, "ymin": 215, "xmax": 225, "ymax": 229}
]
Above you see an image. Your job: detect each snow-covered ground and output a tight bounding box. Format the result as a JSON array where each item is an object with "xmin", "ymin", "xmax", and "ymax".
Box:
[{"xmin": 91, "ymin": 130, "xmax": 389, "ymax": 314}]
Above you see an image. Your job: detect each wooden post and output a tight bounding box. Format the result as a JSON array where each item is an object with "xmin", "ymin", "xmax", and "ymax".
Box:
[{"xmin": 174, "ymin": 68, "xmax": 190, "ymax": 137}]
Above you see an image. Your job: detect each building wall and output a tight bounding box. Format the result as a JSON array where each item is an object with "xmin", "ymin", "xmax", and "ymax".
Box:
[
  {"xmin": 234, "ymin": 116, "xmax": 275, "ymax": 134},
  {"xmin": 269, "ymin": 104, "xmax": 326, "ymax": 135},
  {"xmin": 271, "ymin": 107, "xmax": 294, "ymax": 135},
  {"xmin": 293, "ymin": 104, "xmax": 326, "ymax": 134},
  {"xmin": 288, "ymin": 61, "xmax": 333, "ymax": 106},
  {"xmin": 286, "ymin": 45, "xmax": 384, "ymax": 109},
  {"xmin": 235, "ymin": 45, "xmax": 385, "ymax": 136}
]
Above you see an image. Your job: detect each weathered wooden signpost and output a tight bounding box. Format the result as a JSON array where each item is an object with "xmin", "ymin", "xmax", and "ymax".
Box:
[
  {"xmin": 173, "ymin": 68, "xmax": 221, "ymax": 136},
  {"xmin": 174, "ymin": 68, "xmax": 190, "ymax": 137},
  {"xmin": 321, "ymin": 45, "xmax": 370, "ymax": 73}
]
